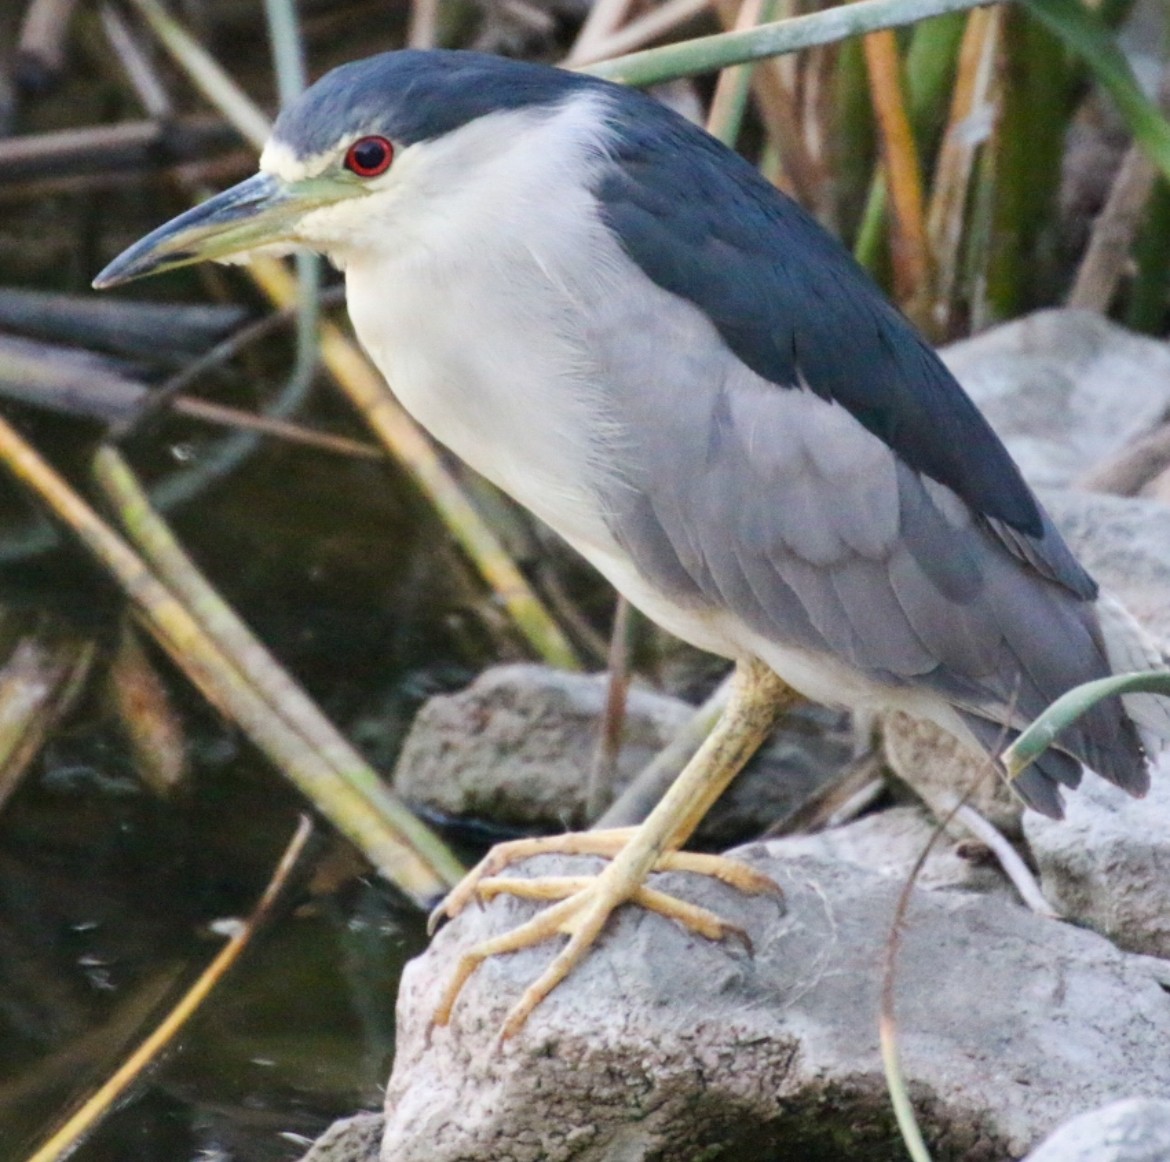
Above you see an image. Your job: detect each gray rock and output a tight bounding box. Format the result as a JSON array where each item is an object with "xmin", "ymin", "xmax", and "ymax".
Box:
[
  {"xmin": 763, "ymin": 805, "xmax": 1013, "ymax": 896},
  {"xmin": 393, "ymin": 664, "xmax": 691, "ymax": 830},
  {"xmin": 1023, "ymin": 1099, "xmax": 1170, "ymax": 1162},
  {"xmin": 1041, "ymin": 489, "xmax": 1170, "ymax": 647},
  {"xmin": 392, "ymin": 663, "xmax": 850, "ymax": 839},
  {"xmin": 942, "ymin": 310, "xmax": 1170, "ymax": 489},
  {"xmin": 882, "ymin": 709, "xmax": 1023, "ymax": 833},
  {"xmin": 1024, "ymin": 755, "xmax": 1170, "ymax": 959},
  {"xmin": 298, "ymin": 1113, "xmax": 383, "ymax": 1162},
  {"xmin": 382, "ymin": 850, "xmax": 1170, "ymax": 1161}
]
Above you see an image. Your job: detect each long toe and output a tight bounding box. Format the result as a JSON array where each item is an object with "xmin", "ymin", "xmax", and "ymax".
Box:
[
  {"xmin": 428, "ymin": 828, "xmax": 644, "ymax": 933},
  {"xmin": 431, "ymin": 846, "xmax": 771, "ymax": 1036}
]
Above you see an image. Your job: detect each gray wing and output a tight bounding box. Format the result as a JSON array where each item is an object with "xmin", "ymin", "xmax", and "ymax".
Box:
[
  {"xmin": 593, "ymin": 85, "xmax": 1100, "ymax": 601},
  {"xmin": 586, "ymin": 285, "xmax": 1141, "ymax": 800}
]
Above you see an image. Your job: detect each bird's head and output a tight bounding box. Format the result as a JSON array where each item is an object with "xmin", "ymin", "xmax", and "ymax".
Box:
[{"xmin": 93, "ymin": 50, "xmax": 610, "ymax": 288}]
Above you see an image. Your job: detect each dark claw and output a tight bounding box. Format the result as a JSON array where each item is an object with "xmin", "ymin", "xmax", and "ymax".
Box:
[
  {"xmin": 426, "ymin": 903, "xmax": 449, "ymax": 937},
  {"xmin": 725, "ymin": 922, "xmax": 753, "ymax": 955}
]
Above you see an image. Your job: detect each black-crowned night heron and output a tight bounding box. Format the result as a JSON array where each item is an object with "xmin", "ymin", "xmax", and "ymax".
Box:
[{"xmin": 96, "ymin": 49, "xmax": 1168, "ymax": 1037}]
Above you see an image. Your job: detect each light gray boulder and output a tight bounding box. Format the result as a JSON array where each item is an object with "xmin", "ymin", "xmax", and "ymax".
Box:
[
  {"xmin": 762, "ymin": 805, "xmax": 1013, "ymax": 896},
  {"xmin": 942, "ymin": 309, "xmax": 1170, "ymax": 490},
  {"xmin": 392, "ymin": 663, "xmax": 849, "ymax": 839},
  {"xmin": 1040, "ymin": 489, "xmax": 1170, "ymax": 647},
  {"xmin": 1023, "ymin": 1099, "xmax": 1170, "ymax": 1162},
  {"xmin": 882, "ymin": 709, "xmax": 1023, "ymax": 833},
  {"xmin": 392, "ymin": 664, "xmax": 690, "ymax": 830},
  {"xmin": 298, "ymin": 1112, "xmax": 383, "ymax": 1162},
  {"xmin": 381, "ymin": 850, "xmax": 1170, "ymax": 1161},
  {"xmin": 1024, "ymin": 754, "xmax": 1170, "ymax": 959}
]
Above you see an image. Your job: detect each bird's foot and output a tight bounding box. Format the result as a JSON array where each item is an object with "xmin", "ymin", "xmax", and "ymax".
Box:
[{"xmin": 428, "ymin": 828, "xmax": 780, "ymax": 1039}]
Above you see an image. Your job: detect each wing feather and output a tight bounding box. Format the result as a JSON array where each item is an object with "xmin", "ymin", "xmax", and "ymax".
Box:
[
  {"xmin": 596, "ymin": 311, "xmax": 1145, "ymax": 795},
  {"xmin": 580, "ymin": 188, "xmax": 1149, "ymax": 804},
  {"xmin": 595, "ymin": 91, "xmax": 1099, "ymax": 598}
]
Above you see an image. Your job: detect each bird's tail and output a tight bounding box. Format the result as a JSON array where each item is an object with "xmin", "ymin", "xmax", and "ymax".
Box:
[{"xmin": 960, "ymin": 589, "xmax": 1168, "ymax": 820}]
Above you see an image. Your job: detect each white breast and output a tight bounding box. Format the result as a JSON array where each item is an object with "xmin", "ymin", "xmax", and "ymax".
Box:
[{"xmin": 340, "ymin": 96, "xmax": 629, "ymax": 555}]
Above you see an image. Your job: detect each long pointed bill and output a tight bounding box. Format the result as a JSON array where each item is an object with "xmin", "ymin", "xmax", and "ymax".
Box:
[{"xmin": 93, "ymin": 171, "xmax": 355, "ymax": 289}]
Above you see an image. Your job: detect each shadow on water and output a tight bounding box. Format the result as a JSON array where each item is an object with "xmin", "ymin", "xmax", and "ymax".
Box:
[{"xmin": 0, "ymin": 423, "xmax": 479, "ymax": 1162}]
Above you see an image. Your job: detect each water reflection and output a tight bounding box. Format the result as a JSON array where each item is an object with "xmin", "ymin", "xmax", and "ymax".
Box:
[{"xmin": 0, "ymin": 435, "xmax": 468, "ymax": 1162}]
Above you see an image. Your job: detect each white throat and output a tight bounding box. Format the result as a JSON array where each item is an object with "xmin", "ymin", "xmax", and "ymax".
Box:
[{"xmin": 336, "ymin": 96, "xmax": 630, "ymax": 553}]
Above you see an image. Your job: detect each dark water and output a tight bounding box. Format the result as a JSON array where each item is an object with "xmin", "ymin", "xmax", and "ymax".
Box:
[
  {"xmin": 0, "ymin": 426, "xmax": 479, "ymax": 1162},
  {"xmin": 0, "ymin": 8, "xmax": 515, "ymax": 1155}
]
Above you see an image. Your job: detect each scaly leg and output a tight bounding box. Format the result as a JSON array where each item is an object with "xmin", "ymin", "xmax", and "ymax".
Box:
[{"xmin": 430, "ymin": 658, "xmax": 797, "ymax": 1038}]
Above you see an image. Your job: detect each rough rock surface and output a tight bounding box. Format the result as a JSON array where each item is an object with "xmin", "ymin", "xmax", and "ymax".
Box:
[
  {"xmin": 299, "ymin": 1112, "xmax": 384, "ymax": 1162},
  {"xmin": 1022, "ymin": 1099, "xmax": 1170, "ymax": 1162},
  {"xmin": 762, "ymin": 805, "xmax": 1013, "ymax": 897},
  {"xmin": 1024, "ymin": 755, "xmax": 1170, "ymax": 959},
  {"xmin": 1040, "ymin": 489, "xmax": 1170, "ymax": 647},
  {"xmin": 393, "ymin": 664, "xmax": 690, "ymax": 830},
  {"xmin": 942, "ymin": 309, "xmax": 1170, "ymax": 489},
  {"xmin": 392, "ymin": 663, "xmax": 850, "ymax": 839},
  {"xmin": 380, "ymin": 850, "xmax": 1170, "ymax": 1161}
]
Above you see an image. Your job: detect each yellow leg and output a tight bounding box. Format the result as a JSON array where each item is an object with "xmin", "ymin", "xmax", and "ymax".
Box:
[{"xmin": 430, "ymin": 658, "xmax": 798, "ymax": 1038}]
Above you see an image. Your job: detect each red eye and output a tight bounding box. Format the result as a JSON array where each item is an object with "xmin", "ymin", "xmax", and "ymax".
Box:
[{"xmin": 344, "ymin": 136, "xmax": 393, "ymax": 177}]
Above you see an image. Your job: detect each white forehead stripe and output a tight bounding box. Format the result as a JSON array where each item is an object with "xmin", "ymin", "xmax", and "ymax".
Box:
[{"xmin": 260, "ymin": 135, "xmax": 354, "ymax": 182}]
